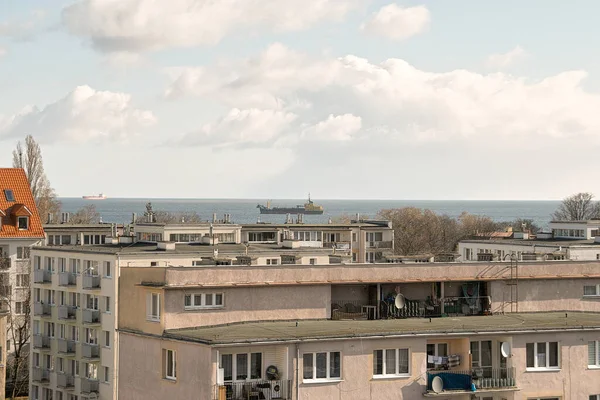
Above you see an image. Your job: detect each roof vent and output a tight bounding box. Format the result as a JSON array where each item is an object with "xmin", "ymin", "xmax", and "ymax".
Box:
[{"xmin": 157, "ymin": 241, "xmax": 176, "ymax": 251}]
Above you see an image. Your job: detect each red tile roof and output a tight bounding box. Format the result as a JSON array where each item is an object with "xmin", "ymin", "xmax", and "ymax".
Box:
[{"xmin": 0, "ymin": 168, "xmax": 45, "ymax": 238}]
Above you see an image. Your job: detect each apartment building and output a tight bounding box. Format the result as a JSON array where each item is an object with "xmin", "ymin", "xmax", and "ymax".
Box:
[
  {"xmin": 116, "ymin": 259, "xmax": 600, "ymax": 400},
  {"xmin": 29, "ymin": 232, "xmax": 355, "ymax": 400},
  {"xmin": 44, "ymin": 222, "xmax": 115, "ymax": 247}
]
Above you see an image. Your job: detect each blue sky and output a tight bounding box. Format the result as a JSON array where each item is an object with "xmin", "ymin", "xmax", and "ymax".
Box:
[{"xmin": 1, "ymin": 0, "xmax": 599, "ymax": 200}]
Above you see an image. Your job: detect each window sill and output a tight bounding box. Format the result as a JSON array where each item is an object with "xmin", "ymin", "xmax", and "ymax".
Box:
[
  {"xmin": 588, "ymin": 366, "xmax": 600, "ymax": 370},
  {"xmin": 163, "ymin": 377, "xmax": 177, "ymax": 383},
  {"xmin": 525, "ymin": 367, "xmax": 561, "ymax": 372},
  {"xmin": 146, "ymin": 318, "xmax": 160, "ymax": 323},
  {"xmin": 372, "ymin": 375, "xmax": 410, "ymax": 381},
  {"xmin": 302, "ymin": 379, "xmax": 343, "ymax": 385},
  {"xmin": 184, "ymin": 306, "xmax": 224, "ymax": 311},
  {"xmin": 583, "ymin": 296, "xmax": 600, "ymax": 300}
]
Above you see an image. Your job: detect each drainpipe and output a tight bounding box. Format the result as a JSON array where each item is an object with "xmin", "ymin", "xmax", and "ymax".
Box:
[{"xmin": 296, "ymin": 344, "xmax": 300, "ymax": 400}]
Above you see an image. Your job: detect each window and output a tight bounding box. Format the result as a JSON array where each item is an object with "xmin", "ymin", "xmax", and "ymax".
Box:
[
  {"xmin": 15, "ymin": 302, "xmax": 24, "ymax": 315},
  {"xmin": 4, "ymin": 189, "xmax": 15, "ymax": 202},
  {"xmin": 147, "ymin": 293, "xmax": 160, "ymax": 321},
  {"xmin": 427, "ymin": 343, "xmax": 448, "ymax": 369},
  {"xmin": 471, "ymin": 340, "xmax": 492, "ymax": 376},
  {"xmin": 184, "ymin": 293, "xmax": 224, "ymax": 309},
  {"xmin": 303, "ymin": 352, "xmax": 341, "ymax": 381},
  {"xmin": 16, "ymin": 247, "xmax": 30, "ymax": 259},
  {"xmin": 17, "ymin": 216, "xmax": 28, "ymax": 230},
  {"xmin": 87, "ymin": 294, "xmax": 99, "ymax": 310},
  {"xmin": 104, "ymin": 366, "xmax": 109, "ymax": 383},
  {"xmin": 104, "ymin": 297, "xmax": 111, "ymax": 313},
  {"xmin": 309, "ymin": 258, "xmax": 316, "ymax": 265},
  {"xmin": 591, "ymin": 395, "xmax": 600, "ymax": 400},
  {"xmin": 85, "ymin": 328, "xmax": 97, "ymax": 345},
  {"xmin": 104, "ymin": 262, "xmax": 111, "ymax": 278},
  {"xmin": 192, "ymin": 260, "xmax": 202, "ymax": 266},
  {"xmin": 526, "ymin": 342, "xmax": 559, "ymax": 369},
  {"xmin": 104, "ymin": 331, "xmax": 110, "ymax": 347},
  {"xmin": 373, "ymin": 349, "xmax": 409, "ymax": 377},
  {"xmin": 164, "ymin": 349, "xmax": 176, "ymax": 380},
  {"xmin": 220, "ymin": 352, "xmax": 262, "ymax": 381},
  {"xmin": 266, "ymin": 258, "xmax": 279, "ymax": 265},
  {"xmin": 85, "ymin": 362, "xmax": 97, "ymax": 380},
  {"xmin": 584, "ymin": 285, "xmax": 600, "ymax": 297},
  {"xmin": 150, "ymin": 261, "xmax": 158, "ymax": 267},
  {"xmin": 15, "ymin": 274, "xmax": 29, "ymax": 288},
  {"xmin": 589, "ymin": 341, "xmax": 600, "ymax": 367}
]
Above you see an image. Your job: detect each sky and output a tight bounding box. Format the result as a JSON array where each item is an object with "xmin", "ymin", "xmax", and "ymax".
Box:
[{"xmin": 1, "ymin": 0, "xmax": 600, "ymax": 200}]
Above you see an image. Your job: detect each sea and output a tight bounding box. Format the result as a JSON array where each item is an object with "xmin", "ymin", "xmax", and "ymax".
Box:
[{"xmin": 57, "ymin": 198, "xmax": 560, "ymax": 228}]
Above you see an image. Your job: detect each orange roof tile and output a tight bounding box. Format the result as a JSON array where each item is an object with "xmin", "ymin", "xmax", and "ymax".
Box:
[{"xmin": 0, "ymin": 168, "xmax": 45, "ymax": 238}]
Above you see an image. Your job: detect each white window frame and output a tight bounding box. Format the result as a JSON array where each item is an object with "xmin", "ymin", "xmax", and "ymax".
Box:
[
  {"xmin": 589, "ymin": 340, "xmax": 600, "ymax": 368},
  {"xmin": 17, "ymin": 216, "xmax": 29, "ymax": 230},
  {"xmin": 302, "ymin": 351, "xmax": 342, "ymax": 382},
  {"xmin": 373, "ymin": 348, "xmax": 410, "ymax": 378},
  {"xmin": 16, "ymin": 246, "xmax": 30, "ymax": 260},
  {"xmin": 526, "ymin": 341, "xmax": 560, "ymax": 370},
  {"xmin": 584, "ymin": 285, "xmax": 600, "ymax": 297},
  {"xmin": 104, "ymin": 261, "xmax": 112, "ymax": 278},
  {"xmin": 164, "ymin": 349, "xmax": 176, "ymax": 380},
  {"xmin": 591, "ymin": 395, "xmax": 600, "ymax": 400},
  {"xmin": 220, "ymin": 352, "xmax": 263, "ymax": 382},
  {"xmin": 184, "ymin": 293, "xmax": 224, "ymax": 310},
  {"xmin": 147, "ymin": 292, "xmax": 161, "ymax": 322},
  {"xmin": 427, "ymin": 343, "xmax": 448, "ymax": 370}
]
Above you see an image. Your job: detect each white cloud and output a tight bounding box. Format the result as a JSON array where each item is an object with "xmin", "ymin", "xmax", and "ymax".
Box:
[
  {"xmin": 302, "ymin": 114, "xmax": 362, "ymax": 141},
  {"xmin": 485, "ymin": 46, "xmax": 527, "ymax": 69},
  {"xmin": 0, "ymin": 10, "xmax": 46, "ymax": 41},
  {"xmin": 0, "ymin": 85, "xmax": 156, "ymax": 143},
  {"xmin": 360, "ymin": 4, "xmax": 430, "ymax": 40},
  {"xmin": 62, "ymin": 0, "xmax": 358, "ymax": 53},
  {"xmin": 180, "ymin": 108, "xmax": 297, "ymax": 148},
  {"xmin": 167, "ymin": 44, "xmax": 600, "ymax": 149}
]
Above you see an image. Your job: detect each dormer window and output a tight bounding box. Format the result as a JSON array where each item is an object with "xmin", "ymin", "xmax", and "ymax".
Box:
[
  {"xmin": 17, "ymin": 216, "xmax": 28, "ymax": 230},
  {"xmin": 3, "ymin": 189, "xmax": 14, "ymax": 202}
]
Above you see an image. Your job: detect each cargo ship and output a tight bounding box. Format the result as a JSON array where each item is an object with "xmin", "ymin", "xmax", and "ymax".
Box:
[
  {"xmin": 82, "ymin": 193, "xmax": 107, "ymax": 200},
  {"xmin": 257, "ymin": 195, "xmax": 324, "ymax": 215}
]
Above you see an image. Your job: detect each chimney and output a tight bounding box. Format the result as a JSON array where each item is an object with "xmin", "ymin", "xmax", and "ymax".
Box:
[
  {"xmin": 356, "ymin": 213, "xmax": 360, "ymax": 222},
  {"xmin": 65, "ymin": 213, "xmax": 70, "ymax": 223},
  {"xmin": 132, "ymin": 213, "xmax": 137, "ymax": 224},
  {"xmin": 99, "ymin": 216, "xmax": 103, "ymax": 223},
  {"xmin": 47, "ymin": 213, "xmax": 53, "ymax": 224},
  {"xmin": 328, "ymin": 217, "xmax": 332, "ymax": 224},
  {"xmin": 213, "ymin": 213, "xmax": 217, "ymax": 223}
]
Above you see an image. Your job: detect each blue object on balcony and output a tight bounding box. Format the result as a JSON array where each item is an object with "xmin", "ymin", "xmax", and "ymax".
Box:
[{"xmin": 427, "ymin": 372, "xmax": 472, "ymax": 391}]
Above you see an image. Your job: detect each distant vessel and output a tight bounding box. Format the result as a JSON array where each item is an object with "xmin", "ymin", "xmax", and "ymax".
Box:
[
  {"xmin": 82, "ymin": 193, "xmax": 107, "ymax": 200},
  {"xmin": 257, "ymin": 195, "xmax": 324, "ymax": 215}
]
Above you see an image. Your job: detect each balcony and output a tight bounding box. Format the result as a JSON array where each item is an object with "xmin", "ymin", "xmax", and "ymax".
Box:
[
  {"xmin": 0, "ymin": 257, "xmax": 10, "ymax": 270},
  {"xmin": 323, "ymin": 241, "xmax": 351, "ymax": 250},
  {"xmin": 32, "ymin": 334, "xmax": 51, "ymax": 350},
  {"xmin": 56, "ymin": 372, "xmax": 75, "ymax": 389},
  {"xmin": 33, "ymin": 302, "xmax": 52, "ymax": 317},
  {"xmin": 31, "ymin": 367, "xmax": 50, "ymax": 383},
  {"xmin": 425, "ymin": 368, "xmax": 516, "ymax": 396},
  {"xmin": 82, "ymin": 343, "xmax": 100, "ymax": 359},
  {"xmin": 82, "ymin": 274, "xmax": 101, "ymax": 289},
  {"xmin": 33, "ymin": 269, "xmax": 52, "ymax": 284},
  {"xmin": 213, "ymin": 380, "xmax": 291, "ymax": 400},
  {"xmin": 367, "ymin": 240, "xmax": 393, "ymax": 249},
  {"xmin": 58, "ymin": 305, "xmax": 77, "ymax": 320},
  {"xmin": 57, "ymin": 338, "xmax": 76, "ymax": 355},
  {"xmin": 58, "ymin": 271, "xmax": 76, "ymax": 286},
  {"xmin": 82, "ymin": 309, "xmax": 101, "ymax": 325},
  {"xmin": 80, "ymin": 378, "xmax": 100, "ymax": 394}
]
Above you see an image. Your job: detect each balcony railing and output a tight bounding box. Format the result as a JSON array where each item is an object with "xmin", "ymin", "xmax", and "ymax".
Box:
[
  {"xmin": 32, "ymin": 334, "xmax": 51, "ymax": 350},
  {"xmin": 323, "ymin": 241, "xmax": 351, "ymax": 250},
  {"xmin": 80, "ymin": 378, "xmax": 100, "ymax": 394},
  {"xmin": 82, "ymin": 275, "xmax": 101, "ymax": 289},
  {"xmin": 33, "ymin": 269, "xmax": 52, "ymax": 284},
  {"xmin": 331, "ymin": 300, "xmax": 378, "ymax": 320},
  {"xmin": 380, "ymin": 296, "xmax": 492, "ymax": 319},
  {"xmin": 33, "ymin": 302, "xmax": 51, "ymax": 317},
  {"xmin": 426, "ymin": 368, "xmax": 516, "ymax": 394},
  {"xmin": 0, "ymin": 257, "xmax": 10, "ymax": 270},
  {"xmin": 82, "ymin": 343, "xmax": 100, "ymax": 359},
  {"xmin": 213, "ymin": 380, "xmax": 291, "ymax": 400},
  {"xmin": 58, "ymin": 305, "xmax": 77, "ymax": 320},
  {"xmin": 56, "ymin": 373, "xmax": 75, "ymax": 388},
  {"xmin": 57, "ymin": 338, "xmax": 76, "ymax": 355},
  {"xmin": 82, "ymin": 309, "xmax": 101, "ymax": 324},
  {"xmin": 31, "ymin": 367, "xmax": 50, "ymax": 382},
  {"xmin": 367, "ymin": 240, "xmax": 393, "ymax": 249},
  {"xmin": 58, "ymin": 272, "xmax": 76, "ymax": 286}
]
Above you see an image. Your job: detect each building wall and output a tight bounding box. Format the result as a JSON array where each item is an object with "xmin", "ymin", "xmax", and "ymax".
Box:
[
  {"xmin": 118, "ymin": 267, "xmax": 166, "ymax": 335},
  {"xmin": 118, "ymin": 332, "xmax": 213, "ymax": 400},
  {"xmin": 490, "ymin": 278, "xmax": 600, "ymax": 313},
  {"xmin": 164, "ymin": 285, "xmax": 330, "ymax": 329},
  {"xmin": 0, "ymin": 314, "xmax": 6, "ymax": 397}
]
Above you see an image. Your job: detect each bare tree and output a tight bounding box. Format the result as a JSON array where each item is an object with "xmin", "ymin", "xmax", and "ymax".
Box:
[
  {"xmin": 499, "ymin": 218, "xmax": 540, "ymax": 234},
  {"xmin": 12, "ymin": 135, "xmax": 61, "ymax": 220},
  {"xmin": 0, "ymin": 261, "xmax": 30, "ymax": 399},
  {"xmin": 552, "ymin": 192, "xmax": 600, "ymax": 221},
  {"xmin": 138, "ymin": 210, "xmax": 204, "ymax": 224},
  {"xmin": 70, "ymin": 205, "xmax": 101, "ymax": 224},
  {"xmin": 458, "ymin": 212, "xmax": 501, "ymax": 239}
]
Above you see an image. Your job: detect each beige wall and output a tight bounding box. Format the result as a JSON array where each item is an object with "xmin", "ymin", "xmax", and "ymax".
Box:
[
  {"xmin": 0, "ymin": 314, "xmax": 5, "ymax": 397},
  {"xmin": 118, "ymin": 332, "xmax": 213, "ymax": 400},
  {"xmin": 490, "ymin": 278, "xmax": 600, "ymax": 313},
  {"xmin": 119, "ymin": 268, "xmax": 166, "ymax": 335},
  {"xmin": 164, "ymin": 285, "xmax": 330, "ymax": 329}
]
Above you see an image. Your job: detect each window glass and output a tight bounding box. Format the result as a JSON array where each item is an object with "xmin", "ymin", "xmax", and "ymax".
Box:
[
  {"xmin": 236, "ymin": 354, "xmax": 248, "ymax": 380},
  {"xmin": 316, "ymin": 353, "xmax": 327, "ymax": 379},
  {"xmin": 303, "ymin": 354, "xmax": 313, "ymax": 380}
]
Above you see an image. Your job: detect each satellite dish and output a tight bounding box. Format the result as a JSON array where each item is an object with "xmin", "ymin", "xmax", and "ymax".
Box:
[
  {"xmin": 432, "ymin": 376, "xmax": 444, "ymax": 393},
  {"xmin": 501, "ymin": 342, "xmax": 511, "ymax": 358},
  {"xmin": 394, "ymin": 294, "xmax": 406, "ymax": 309}
]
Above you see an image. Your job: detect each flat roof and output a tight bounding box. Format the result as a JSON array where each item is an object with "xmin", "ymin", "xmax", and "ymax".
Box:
[
  {"xmin": 30, "ymin": 242, "xmax": 336, "ymax": 256},
  {"xmin": 460, "ymin": 238, "xmax": 600, "ymax": 247},
  {"xmin": 163, "ymin": 312, "xmax": 600, "ymax": 345}
]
